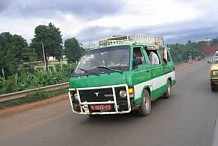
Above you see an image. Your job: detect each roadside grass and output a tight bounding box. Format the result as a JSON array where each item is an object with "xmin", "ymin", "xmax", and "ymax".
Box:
[{"xmin": 0, "ymin": 88, "xmax": 67, "ymax": 109}]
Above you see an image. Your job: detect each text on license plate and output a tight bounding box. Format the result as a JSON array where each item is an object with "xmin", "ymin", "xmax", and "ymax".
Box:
[{"xmin": 90, "ymin": 105, "xmax": 111, "ymax": 111}]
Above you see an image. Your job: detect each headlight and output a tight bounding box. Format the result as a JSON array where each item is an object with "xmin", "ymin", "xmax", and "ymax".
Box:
[
  {"xmin": 119, "ymin": 90, "xmax": 127, "ymax": 98},
  {"xmin": 212, "ymin": 71, "xmax": 218, "ymax": 76}
]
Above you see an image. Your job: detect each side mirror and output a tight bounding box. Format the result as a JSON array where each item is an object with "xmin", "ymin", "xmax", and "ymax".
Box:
[
  {"xmin": 133, "ymin": 57, "xmax": 142, "ymax": 66},
  {"xmin": 71, "ymin": 68, "xmax": 75, "ymax": 74}
]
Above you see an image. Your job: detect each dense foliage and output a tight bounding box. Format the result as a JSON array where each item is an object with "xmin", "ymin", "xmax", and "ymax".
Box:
[
  {"xmin": 64, "ymin": 37, "xmax": 84, "ymax": 63},
  {"xmin": 167, "ymin": 40, "xmax": 216, "ymax": 63},
  {"xmin": 0, "ymin": 63, "xmax": 75, "ymax": 94},
  {"xmin": 0, "ymin": 23, "xmax": 83, "ymax": 95},
  {"xmin": 30, "ymin": 23, "xmax": 63, "ymax": 67},
  {"xmin": 0, "ymin": 32, "xmax": 29, "ymax": 77}
]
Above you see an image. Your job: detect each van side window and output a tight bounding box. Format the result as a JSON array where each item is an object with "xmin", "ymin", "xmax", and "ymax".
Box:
[
  {"xmin": 159, "ymin": 48, "xmax": 169, "ymax": 65},
  {"xmin": 133, "ymin": 47, "xmax": 145, "ymax": 68},
  {"xmin": 147, "ymin": 50, "xmax": 160, "ymax": 65}
]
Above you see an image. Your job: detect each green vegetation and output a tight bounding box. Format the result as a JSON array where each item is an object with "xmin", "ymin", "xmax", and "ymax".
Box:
[
  {"xmin": 64, "ymin": 37, "xmax": 84, "ymax": 63},
  {"xmin": 30, "ymin": 23, "xmax": 63, "ymax": 67},
  {"xmin": 0, "ymin": 32, "xmax": 29, "ymax": 77},
  {"xmin": 0, "ymin": 63, "xmax": 75, "ymax": 94},
  {"xmin": 0, "ymin": 23, "xmax": 82, "ymax": 95},
  {"xmin": 168, "ymin": 39, "xmax": 218, "ymax": 63},
  {"xmin": 0, "ymin": 88, "xmax": 67, "ymax": 109}
]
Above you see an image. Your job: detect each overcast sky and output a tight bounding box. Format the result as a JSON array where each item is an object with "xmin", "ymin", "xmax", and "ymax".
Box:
[{"xmin": 1, "ymin": 0, "xmax": 218, "ymax": 45}]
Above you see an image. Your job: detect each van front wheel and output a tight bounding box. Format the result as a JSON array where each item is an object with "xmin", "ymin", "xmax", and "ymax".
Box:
[
  {"xmin": 163, "ymin": 80, "xmax": 171, "ymax": 99},
  {"xmin": 211, "ymin": 82, "xmax": 216, "ymax": 92},
  {"xmin": 137, "ymin": 90, "xmax": 151, "ymax": 117}
]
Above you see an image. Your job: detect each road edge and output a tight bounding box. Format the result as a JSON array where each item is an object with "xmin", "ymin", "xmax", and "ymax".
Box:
[{"xmin": 0, "ymin": 93, "xmax": 68, "ymax": 117}]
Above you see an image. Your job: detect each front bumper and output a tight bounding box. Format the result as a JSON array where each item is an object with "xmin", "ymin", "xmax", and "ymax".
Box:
[
  {"xmin": 211, "ymin": 78, "xmax": 218, "ymax": 85},
  {"xmin": 68, "ymin": 84, "xmax": 132, "ymax": 115}
]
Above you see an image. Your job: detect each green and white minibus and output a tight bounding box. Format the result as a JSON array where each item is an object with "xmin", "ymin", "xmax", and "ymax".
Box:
[{"xmin": 68, "ymin": 34, "xmax": 176, "ymax": 117}]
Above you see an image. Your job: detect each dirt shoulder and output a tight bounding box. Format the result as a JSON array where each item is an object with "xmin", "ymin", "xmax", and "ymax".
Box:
[{"xmin": 0, "ymin": 93, "xmax": 68, "ymax": 117}]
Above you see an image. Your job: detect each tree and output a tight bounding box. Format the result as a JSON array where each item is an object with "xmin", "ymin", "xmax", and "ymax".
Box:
[
  {"xmin": 211, "ymin": 38, "xmax": 218, "ymax": 45},
  {"xmin": 167, "ymin": 39, "xmax": 212, "ymax": 63},
  {"xmin": 64, "ymin": 38, "xmax": 83, "ymax": 63},
  {"xmin": 198, "ymin": 40, "xmax": 209, "ymax": 47},
  {"xmin": 30, "ymin": 23, "xmax": 63, "ymax": 67},
  {"xmin": 22, "ymin": 47, "xmax": 37, "ymax": 62},
  {"xmin": 0, "ymin": 32, "xmax": 28, "ymax": 77}
]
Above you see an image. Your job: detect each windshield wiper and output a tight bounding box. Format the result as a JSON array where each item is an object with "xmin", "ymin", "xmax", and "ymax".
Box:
[
  {"xmin": 97, "ymin": 66, "xmax": 123, "ymax": 73},
  {"xmin": 78, "ymin": 68, "xmax": 99, "ymax": 76}
]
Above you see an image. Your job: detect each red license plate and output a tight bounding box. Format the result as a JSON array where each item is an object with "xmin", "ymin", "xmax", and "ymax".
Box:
[{"xmin": 90, "ymin": 105, "xmax": 111, "ymax": 111}]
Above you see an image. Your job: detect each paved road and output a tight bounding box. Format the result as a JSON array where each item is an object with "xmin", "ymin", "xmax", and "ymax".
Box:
[{"xmin": 0, "ymin": 60, "xmax": 218, "ymax": 146}]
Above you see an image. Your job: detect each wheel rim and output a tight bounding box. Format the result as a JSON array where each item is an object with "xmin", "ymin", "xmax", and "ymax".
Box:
[
  {"xmin": 167, "ymin": 84, "xmax": 171, "ymax": 96},
  {"xmin": 145, "ymin": 93, "xmax": 151, "ymax": 112}
]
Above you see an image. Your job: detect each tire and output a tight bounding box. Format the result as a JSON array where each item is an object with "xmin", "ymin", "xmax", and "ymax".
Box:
[
  {"xmin": 137, "ymin": 90, "xmax": 151, "ymax": 117},
  {"xmin": 211, "ymin": 82, "xmax": 216, "ymax": 92},
  {"xmin": 163, "ymin": 80, "xmax": 172, "ymax": 99}
]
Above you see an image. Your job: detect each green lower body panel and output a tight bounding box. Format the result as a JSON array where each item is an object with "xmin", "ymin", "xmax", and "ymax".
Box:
[{"xmin": 134, "ymin": 84, "xmax": 167, "ymax": 106}]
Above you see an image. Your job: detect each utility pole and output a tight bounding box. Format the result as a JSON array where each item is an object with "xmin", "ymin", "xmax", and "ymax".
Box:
[{"xmin": 41, "ymin": 43, "xmax": 47, "ymax": 69}]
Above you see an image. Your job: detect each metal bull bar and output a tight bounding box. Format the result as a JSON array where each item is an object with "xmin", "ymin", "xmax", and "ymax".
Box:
[{"xmin": 68, "ymin": 84, "xmax": 131, "ymax": 115}]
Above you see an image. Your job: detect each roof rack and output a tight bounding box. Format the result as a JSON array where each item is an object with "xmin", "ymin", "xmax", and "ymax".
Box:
[{"xmin": 99, "ymin": 34, "xmax": 164, "ymax": 47}]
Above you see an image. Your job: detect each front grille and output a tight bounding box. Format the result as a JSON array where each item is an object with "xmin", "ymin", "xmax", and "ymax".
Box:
[
  {"xmin": 79, "ymin": 88, "xmax": 114, "ymax": 102},
  {"xmin": 117, "ymin": 100, "xmax": 128, "ymax": 111}
]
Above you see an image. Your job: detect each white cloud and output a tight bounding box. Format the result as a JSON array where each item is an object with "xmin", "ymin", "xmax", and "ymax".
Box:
[
  {"xmin": 53, "ymin": 12, "xmax": 86, "ymax": 38},
  {"xmin": 0, "ymin": 12, "xmax": 86, "ymax": 43},
  {"xmin": 87, "ymin": 0, "xmax": 202, "ymax": 30},
  {"xmin": 0, "ymin": 17, "xmax": 37, "ymax": 42},
  {"xmin": 1, "ymin": 0, "xmax": 218, "ymax": 44}
]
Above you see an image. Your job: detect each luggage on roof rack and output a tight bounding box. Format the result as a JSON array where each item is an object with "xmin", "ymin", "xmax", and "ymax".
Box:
[{"xmin": 99, "ymin": 34, "xmax": 164, "ymax": 47}]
